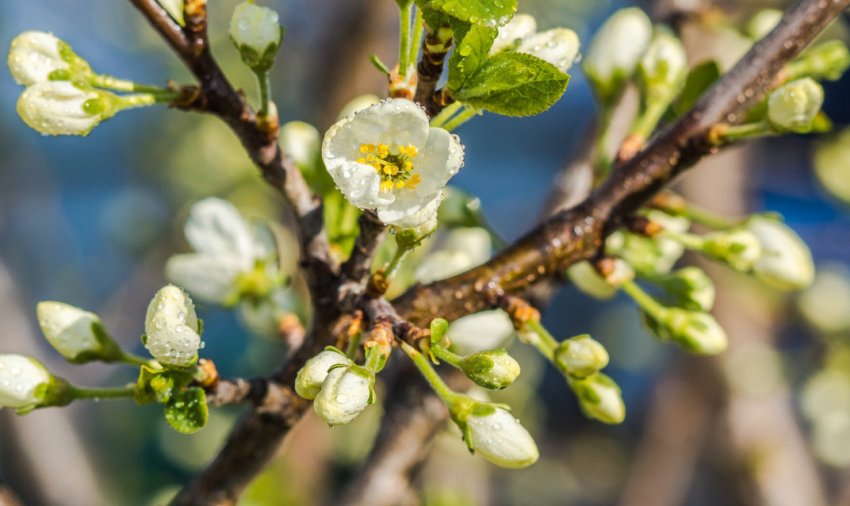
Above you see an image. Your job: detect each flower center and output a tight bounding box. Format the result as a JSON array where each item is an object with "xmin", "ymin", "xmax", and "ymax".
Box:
[{"xmin": 357, "ymin": 143, "xmax": 422, "ymax": 192}]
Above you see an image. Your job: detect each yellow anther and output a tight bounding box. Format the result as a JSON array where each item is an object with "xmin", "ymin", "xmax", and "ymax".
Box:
[
  {"xmin": 404, "ymin": 160, "xmax": 414, "ymax": 171},
  {"xmin": 405, "ymin": 144, "xmax": 418, "ymax": 157},
  {"xmin": 380, "ymin": 180, "xmax": 394, "ymax": 192},
  {"xmin": 357, "ymin": 157, "xmax": 367, "ymax": 164},
  {"xmin": 406, "ymin": 174, "xmax": 422, "ymax": 188},
  {"xmin": 383, "ymin": 165, "xmax": 399, "ymax": 176},
  {"xmin": 395, "ymin": 181, "xmax": 406, "ymax": 189},
  {"xmin": 377, "ymin": 144, "xmax": 390, "ymax": 158},
  {"xmin": 359, "ymin": 143, "xmax": 376, "ymax": 153}
]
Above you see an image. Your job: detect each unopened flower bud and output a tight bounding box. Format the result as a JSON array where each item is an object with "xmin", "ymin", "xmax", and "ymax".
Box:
[
  {"xmin": 767, "ymin": 78, "xmax": 824, "ymax": 133},
  {"xmin": 229, "ymin": 2, "xmax": 284, "ymax": 73},
  {"xmin": 702, "ymin": 229, "xmax": 762, "ymax": 272},
  {"xmin": 37, "ymin": 301, "xmax": 118, "ymax": 363},
  {"xmin": 554, "ymin": 334, "xmax": 609, "ymax": 379},
  {"xmin": 637, "ymin": 29, "xmax": 688, "ymax": 95},
  {"xmin": 313, "ymin": 364, "xmax": 375, "ymax": 426},
  {"xmin": 490, "ymin": 14, "xmax": 538, "ymax": 54},
  {"xmin": 460, "ymin": 349, "xmax": 521, "ymax": 390},
  {"xmin": 583, "ymin": 7, "xmax": 652, "ymax": 101},
  {"xmin": 569, "ymin": 373, "xmax": 626, "ymax": 424},
  {"xmin": 517, "ymin": 28, "xmax": 580, "ymax": 73},
  {"xmin": 280, "ymin": 121, "xmax": 320, "ymax": 169},
  {"xmin": 747, "ymin": 216, "xmax": 814, "ymax": 290},
  {"xmin": 654, "ymin": 267, "xmax": 716, "ymax": 311},
  {"xmin": 788, "ymin": 40, "xmax": 850, "ymax": 82},
  {"xmin": 144, "ymin": 285, "xmax": 202, "ymax": 368},
  {"xmin": 294, "ymin": 349, "xmax": 352, "ymax": 400},
  {"xmin": 643, "ymin": 308, "xmax": 728, "ymax": 354},
  {"xmin": 747, "ymin": 9, "xmax": 783, "ymax": 40},
  {"xmin": 446, "ymin": 310, "xmax": 515, "ymax": 355},
  {"xmin": 459, "ymin": 403, "xmax": 539, "ymax": 468},
  {"xmin": 337, "ymin": 94, "xmax": 381, "ymax": 120},
  {"xmin": 0, "ymin": 355, "xmax": 54, "ymax": 410},
  {"xmin": 17, "ymin": 81, "xmax": 118, "ymax": 136},
  {"xmin": 8, "ymin": 31, "xmax": 91, "ymax": 86}
]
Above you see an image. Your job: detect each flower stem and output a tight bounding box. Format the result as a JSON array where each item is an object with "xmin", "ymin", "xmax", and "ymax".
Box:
[
  {"xmin": 400, "ymin": 341, "xmax": 456, "ymax": 402},
  {"xmin": 117, "ymin": 92, "xmax": 178, "ymax": 110},
  {"xmin": 89, "ymin": 74, "xmax": 172, "ymax": 95},
  {"xmin": 117, "ymin": 350, "xmax": 156, "ymax": 368},
  {"xmin": 409, "ymin": 6, "xmax": 424, "ymax": 65},
  {"xmin": 621, "ymin": 280, "xmax": 667, "ymax": 318},
  {"xmin": 68, "ymin": 385, "xmax": 136, "ymax": 401},
  {"xmin": 441, "ymin": 107, "xmax": 479, "ymax": 131},
  {"xmin": 594, "ymin": 102, "xmax": 615, "ymax": 178},
  {"xmin": 430, "ymin": 101, "xmax": 463, "ymax": 128},
  {"xmin": 384, "ymin": 242, "xmax": 413, "ymax": 281},
  {"xmin": 522, "ymin": 319, "xmax": 559, "ymax": 361},
  {"xmin": 398, "ymin": 1, "xmax": 413, "ymax": 73},
  {"xmin": 256, "ymin": 70, "xmax": 272, "ymax": 117},
  {"xmin": 712, "ymin": 121, "xmax": 774, "ymax": 144},
  {"xmin": 630, "ymin": 98, "xmax": 669, "ymax": 141},
  {"xmin": 658, "ymin": 230, "xmax": 706, "ymax": 251},
  {"xmin": 676, "ymin": 204, "xmax": 738, "ymax": 229},
  {"xmin": 430, "ymin": 344, "xmax": 465, "ymax": 368}
]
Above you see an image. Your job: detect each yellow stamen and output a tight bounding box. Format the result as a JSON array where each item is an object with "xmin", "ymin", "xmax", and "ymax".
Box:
[
  {"xmin": 395, "ymin": 181, "xmax": 406, "ymax": 189},
  {"xmin": 404, "ymin": 160, "xmax": 414, "ymax": 171},
  {"xmin": 380, "ymin": 180, "xmax": 394, "ymax": 192},
  {"xmin": 406, "ymin": 174, "xmax": 422, "ymax": 189},
  {"xmin": 383, "ymin": 165, "xmax": 399, "ymax": 176},
  {"xmin": 377, "ymin": 144, "xmax": 390, "ymax": 158}
]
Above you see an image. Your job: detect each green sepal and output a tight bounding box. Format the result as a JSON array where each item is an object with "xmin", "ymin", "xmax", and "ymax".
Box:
[
  {"xmin": 19, "ymin": 375, "xmax": 73, "ymax": 414},
  {"xmin": 134, "ymin": 365, "xmax": 193, "ymax": 405},
  {"xmin": 164, "ymin": 387, "xmax": 208, "ymax": 434},
  {"xmin": 673, "ymin": 60, "xmax": 720, "ymax": 116},
  {"xmin": 452, "ymin": 51, "xmax": 569, "ymax": 116},
  {"xmin": 430, "ymin": 318, "xmax": 449, "ymax": 344},
  {"xmin": 419, "ymin": 0, "xmax": 517, "ymax": 28},
  {"xmin": 447, "ymin": 19, "xmax": 497, "ymax": 91}
]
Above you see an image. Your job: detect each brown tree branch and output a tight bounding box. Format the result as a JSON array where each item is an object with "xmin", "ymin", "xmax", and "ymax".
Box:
[
  {"xmin": 341, "ymin": 210, "xmax": 386, "ymax": 283},
  {"xmin": 393, "ymin": 0, "xmax": 850, "ymax": 325}
]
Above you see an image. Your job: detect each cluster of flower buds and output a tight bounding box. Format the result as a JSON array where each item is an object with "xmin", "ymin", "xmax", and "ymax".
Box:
[{"xmin": 295, "ymin": 347, "xmax": 377, "ymax": 426}]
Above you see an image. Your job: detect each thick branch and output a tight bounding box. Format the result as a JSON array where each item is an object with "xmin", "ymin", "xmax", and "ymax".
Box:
[
  {"xmin": 341, "ymin": 210, "xmax": 385, "ymax": 282},
  {"xmin": 393, "ymin": 0, "xmax": 850, "ymax": 325}
]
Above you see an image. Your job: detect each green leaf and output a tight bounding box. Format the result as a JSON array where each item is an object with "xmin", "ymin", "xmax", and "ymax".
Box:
[
  {"xmin": 453, "ymin": 52, "xmax": 570, "ymax": 116},
  {"xmin": 164, "ymin": 387, "xmax": 208, "ymax": 434},
  {"xmin": 421, "ymin": 0, "xmax": 517, "ymax": 27},
  {"xmin": 674, "ymin": 60, "xmax": 720, "ymax": 115},
  {"xmin": 447, "ymin": 20, "xmax": 497, "ymax": 91}
]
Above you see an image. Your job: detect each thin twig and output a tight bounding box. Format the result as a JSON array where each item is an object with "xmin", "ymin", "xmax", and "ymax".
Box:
[{"xmin": 341, "ymin": 210, "xmax": 386, "ymax": 283}]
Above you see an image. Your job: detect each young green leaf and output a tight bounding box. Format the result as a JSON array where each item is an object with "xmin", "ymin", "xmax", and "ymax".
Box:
[
  {"xmin": 452, "ymin": 51, "xmax": 569, "ymax": 116},
  {"xmin": 674, "ymin": 60, "xmax": 721, "ymax": 115},
  {"xmin": 164, "ymin": 387, "xmax": 209, "ymax": 434},
  {"xmin": 447, "ymin": 20, "xmax": 497, "ymax": 91},
  {"xmin": 421, "ymin": 0, "xmax": 517, "ymax": 27}
]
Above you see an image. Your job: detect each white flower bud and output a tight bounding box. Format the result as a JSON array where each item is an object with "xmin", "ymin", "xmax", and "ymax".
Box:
[
  {"xmin": 144, "ymin": 285, "xmax": 202, "ymax": 368},
  {"xmin": 229, "ymin": 2, "xmax": 283, "ymax": 72},
  {"xmin": 37, "ymin": 301, "xmax": 110, "ymax": 363},
  {"xmin": 638, "ymin": 29, "xmax": 688, "ymax": 93},
  {"xmin": 567, "ymin": 259, "xmax": 634, "ymax": 300},
  {"xmin": 17, "ymin": 81, "xmax": 114, "ymax": 136},
  {"xmin": 648, "ymin": 308, "xmax": 728, "ymax": 355},
  {"xmin": 554, "ymin": 334, "xmax": 609, "ymax": 379},
  {"xmin": 7, "ymin": 31, "xmax": 79, "ymax": 86},
  {"xmin": 655, "ymin": 267, "xmax": 716, "ymax": 311},
  {"xmin": 798, "ymin": 265, "xmax": 850, "ymax": 334},
  {"xmin": 517, "ymin": 28, "xmax": 580, "ymax": 73},
  {"xmin": 746, "ymin": 216, "xmax": 814, "ymax": 290},
  {"xmin": 464, "ymin": 405, "xmax": 539, "ymax": 468},
  {"xmin": 747, "ymin": 9, "xmax": 783, "ymax": 40},
  {"xmin": 313, "ymin": 365, "xmax": 374, "ymax": 426},
  {"xmin": 0, "ymin": 354, "xmax": 52, "ymax": 409},
  {"xmin": 767, "ymin": 78, "xmax": 824, "ymax": 133},
  {"xmin": 702, "ymin": 228, "xmax": 762, "ymax": 272},
  {"xmin": 583, "ymin": 7, "xmax": 652, "ymax": 100},
  {"xmin": 460, "ymin": 349, "xmax": 521, "ymax": 390},
  {"xmin": 280, "ymin": 121, "xmax": 320, "ymax": 168},
  {"xmin": 294, "ymin": 349, "xmax": 352, "ymax": 400},
  {"xmin": 446, "ymin": 310, "xmax": 515, "ymax": 355},
  {"xmin": 490, "ymin": 14, "xmax": 538, "ymax": 54},
  {"xmin": 337, "ymin": 94, "xmax": 381, "ymax": 120},
  {"xmin": 569, "ymin": 373, "xmax": 626, "ymax": 424}
]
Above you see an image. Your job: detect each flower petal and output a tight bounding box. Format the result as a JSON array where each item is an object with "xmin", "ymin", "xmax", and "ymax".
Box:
[
  {"xmin": 165, "ymin": 254, "xmax": 242, "ymax": 304},
  {"xmin": 327, "ymin": 160, "xmax": 394, "ymax": 209},
  {"xmin": 184, "ymin": 198, "xmax": 255, "ymax": 269},
  {"xmin": 412, "ymin": 127, "xmax": 464, "ymax": 196},
  {"xmin": 378, "ymin": 191, "xmax": 444, "ymax": 228}
]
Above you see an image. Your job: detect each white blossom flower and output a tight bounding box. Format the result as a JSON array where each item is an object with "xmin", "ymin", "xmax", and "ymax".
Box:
[
  {"xmin": 229, "ymin": 2, "xmax": 283, "ymax": 72},
  {"xmin": 166, "ymin": 197, "xmax": 281, "ymax": 305},
  {"xmin": 144, "ymin": 285, "xmax": 202, "ymax": 367},
  {"xmin": 17, "ymin": 81, "xmax": 113, "ymax": 136},
  {"xmin": 0, "ymin": 354, "xmax": 52, "ymax": 409},
  {"xmin": 313, "ymin": 365, "xmax": 375, "ymax": 426},
  {"xmin": 7, "ymin": 31, "xmax": 77, "ymax": 86},
  {"xmin": 583, "ymin": 7, "xmax": 652, "ymax": 100},
  {"xmin": 464, "ymin": 405, "xmax": 539, "ymax": 468},
  {"xmin": 490, "ymin": 14, "xmax": 580, "ymax": 73},
  {"xmin": 747, "ymin": 216, "xmax": 814, "ymax": 290},
  {"xmin": 322, "ymin": 98, "xmax": 464, "ymax": 228},
  {"xmin": 295, "ymin": 349, "xmax": 353, "ymax": 400},
  {"xmin": 37, "ymin": 301, "xmax": 105, "ymax": 362}
]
